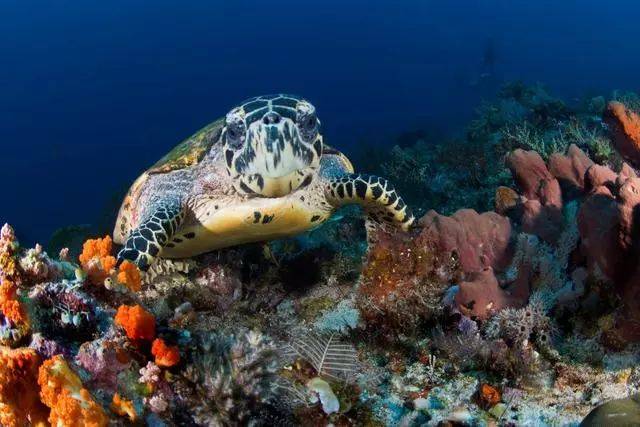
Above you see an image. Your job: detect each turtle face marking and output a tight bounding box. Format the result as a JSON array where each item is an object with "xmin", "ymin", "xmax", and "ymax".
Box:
[{"xmin": 222, "ymin": 94, "xmax": 322, "ymax": 198}]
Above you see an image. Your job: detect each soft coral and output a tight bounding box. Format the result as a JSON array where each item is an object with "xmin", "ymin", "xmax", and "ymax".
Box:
[
  {"xmin": 38, "ymin": 355, "xmax": 108, "ymax": 427},
  {"xmin": 0, "ymin": 347, "xmax": 49, "ymax": 427}
]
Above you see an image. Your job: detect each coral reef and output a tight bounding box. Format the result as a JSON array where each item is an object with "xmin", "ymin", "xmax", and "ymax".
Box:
[{"xmin": 3, "ymin": 83, "xmax": 640, "ymax": 425}]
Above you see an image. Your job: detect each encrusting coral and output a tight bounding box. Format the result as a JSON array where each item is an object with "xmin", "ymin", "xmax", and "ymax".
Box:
[{"xmin": 38, "ymin": 355, "xmax": 109, "ymax": 427}]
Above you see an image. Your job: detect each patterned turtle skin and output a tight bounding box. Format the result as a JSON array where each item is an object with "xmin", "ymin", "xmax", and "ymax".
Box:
[{"xmin": 114, "ymin": 94, "xmax": 415, "ymax": 271}]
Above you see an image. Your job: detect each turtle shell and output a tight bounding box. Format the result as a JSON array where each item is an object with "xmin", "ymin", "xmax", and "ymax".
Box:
[{"xmin": 147, "ymin": 118, "xmax": 224, "ymax": 175}]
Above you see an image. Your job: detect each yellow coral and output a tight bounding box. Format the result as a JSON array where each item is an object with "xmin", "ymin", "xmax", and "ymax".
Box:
[
  {"xmin": 0, "ymin": 347, "xmax": 49, "ymax": 427},
  {"xmin": 38, "ymin": 355, "xmax": 108, "ymax": 427},
  {"xmin": 79, "ymin": 236, "xmax": 117, "ymax": 286},
  {"xmin": 116, "ymin": 260, "xmax": 142, "ymax": 292},
  {"xmin": 111, "ymin": 392, "xmax": 137, "ymax": 421}
]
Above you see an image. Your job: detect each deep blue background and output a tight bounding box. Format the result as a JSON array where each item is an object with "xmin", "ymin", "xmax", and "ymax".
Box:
[{"xmin": 1, "ymin": 0, "xmax": 639, "ymax": 243}]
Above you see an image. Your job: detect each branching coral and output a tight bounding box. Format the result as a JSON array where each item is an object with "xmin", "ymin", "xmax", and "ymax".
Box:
[
  {"xmin": 0, "ymin": 347, "xmax": 49, "ymax": 427},
  {"xmin": 38, "ymin": 355, "xmax": 109, "ymax": 427},
  {"xmin": 175, "ymin": 331, "xmax": 280, "ymax": 425},
  {"xmin": 114, "ymin": 304, "xmax": 156, "ymax": 341},
  {"xmin": 484, "ymin": 294, "xmax": 557, "ymax": 352}
]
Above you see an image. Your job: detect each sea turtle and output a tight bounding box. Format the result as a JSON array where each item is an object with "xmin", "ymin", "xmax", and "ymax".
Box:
[{"xmin": 113, "ymin": 94, "xmax": 415, "ymax": 271}]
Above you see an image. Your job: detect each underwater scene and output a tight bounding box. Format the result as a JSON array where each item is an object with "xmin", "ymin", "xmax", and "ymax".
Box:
[{"xmin": 3, "ymin": 1, "xmax": 640, "ymax": 426}]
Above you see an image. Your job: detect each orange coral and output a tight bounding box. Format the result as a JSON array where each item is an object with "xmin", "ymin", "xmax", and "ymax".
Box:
[
  {"xmin": 0, "ymin": 280, "xmax": 28, "ymax": 325},
  {"xmin": 111, "ymin": 393, "xmax": 137, "ymax": 421},
  {"xmin": 38, "ymin": 355, "xmax": 108, "ymax": 427},
  {"xmin": 151, "ymin": 338, "xmax": 180, "ymax": 367},
  {"xmin": 117, "ymin": 260, "xmax": 142, "ymax": 292},
  {"xmin": 0, "ymin": 347, "xmax": 49, "ymax": 427},
  {"xmin": 79, "ymin": 236, "xmax": 117, "ymax": 285},
  {"xmin": 115, "ymin": 304, "xmax": 156, "ymax": 341},
  {"xmin": 477, "ymin": 383, "xmax": 501, "ymax": 409}
]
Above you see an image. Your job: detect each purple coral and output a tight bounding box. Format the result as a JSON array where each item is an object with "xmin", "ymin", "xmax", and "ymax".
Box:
[{"xmin": 75, "ymin": 334, "xmax": 131, "ymax": 392}]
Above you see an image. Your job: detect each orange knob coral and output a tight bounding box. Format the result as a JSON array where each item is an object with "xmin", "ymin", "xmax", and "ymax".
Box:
[
  {"xmin": 114, "ymin": 304, "xmax": 156, "ymax": 341},
  {"xmin": 116, "ymin": 260, "xmax": 142, "ymax": 292},
  {"xmin": 0, "ymin": 280, "xmax": 28, "ymax": 325},
  {"xmin": 79, "ymin": 236, "xmax": 117, "ymax": 285},
  {"xmin": 477, "ymin": 383, "xmax": 501, "ymax": 409},
  {"xmin": 151, "ymin": 338, "xmax": 180, "ymax": 367}
]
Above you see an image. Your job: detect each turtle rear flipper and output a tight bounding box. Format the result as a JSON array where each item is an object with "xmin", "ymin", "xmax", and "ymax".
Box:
[
  {"xmin": 324, "ymin": 174, "xmax": 415, "ymax": 231},
  {"xmin": 117, "ymin": 201, "xmax": 185, "ymax": 271}
]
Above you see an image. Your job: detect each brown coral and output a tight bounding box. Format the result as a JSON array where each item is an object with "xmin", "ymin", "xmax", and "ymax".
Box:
[
  {"xmin": 603, "ymin": 101, "xmax": 640, "ymax": 168},
  {"xmin": 79, "ymin": 236, "xmax": 117, "ymax": 285},
  {"xmin": 358, "ymin": 224, "xmax": 458, "ymax": 333},
  {"xmin": 115, "ymin": 304, "xmax": 156, "ymax": 341},
  {"xmin": 0, "ymin": 347, "xmax": 49, "ymax": 427},
  {"xmin": 506, "ymin": 149, "xmax": 563, "ymax": 243}
]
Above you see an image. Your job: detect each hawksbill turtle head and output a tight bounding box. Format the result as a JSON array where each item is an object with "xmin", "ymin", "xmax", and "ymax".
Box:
[{"xmin": 222, "ymin": 94, "xmax": 323, "ymax": 197}]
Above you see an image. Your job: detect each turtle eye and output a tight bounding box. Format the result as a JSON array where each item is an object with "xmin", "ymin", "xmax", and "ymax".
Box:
[
  {"xmin": 303, "ymin": 114, "xmax": 317, "ymax": 130},
  {"xmin": 225, "ymin": 121, "xmax": 246, "ymax": 148},
  {"xmin": 297, "ymin": 112, "xmax": 318, "ymax": 141}
]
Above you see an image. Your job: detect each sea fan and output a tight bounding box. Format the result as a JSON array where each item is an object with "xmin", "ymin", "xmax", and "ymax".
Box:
[{"xmin": 285, "ymin": 332, "xmax": 358, "ymax": 381}]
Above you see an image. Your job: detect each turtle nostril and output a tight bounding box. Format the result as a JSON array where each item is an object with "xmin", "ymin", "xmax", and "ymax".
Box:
[{"xmin": 263, "ymin": 112, "xmax": 281, "ymax": 125}]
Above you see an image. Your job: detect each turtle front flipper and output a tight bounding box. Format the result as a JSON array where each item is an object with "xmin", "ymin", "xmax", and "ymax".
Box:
[
  {"xmin": 117, "ymin": 202, "xmax": 185, "ymax": 271},
  {"xmin": 324, "ymin": 174, "xmax": 415, "ymax": 231}
]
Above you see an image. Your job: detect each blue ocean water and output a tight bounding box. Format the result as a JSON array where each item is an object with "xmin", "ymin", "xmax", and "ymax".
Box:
[{"xmin": 1, "ymin": 0, "xmax": 639, "ymax": 243}]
